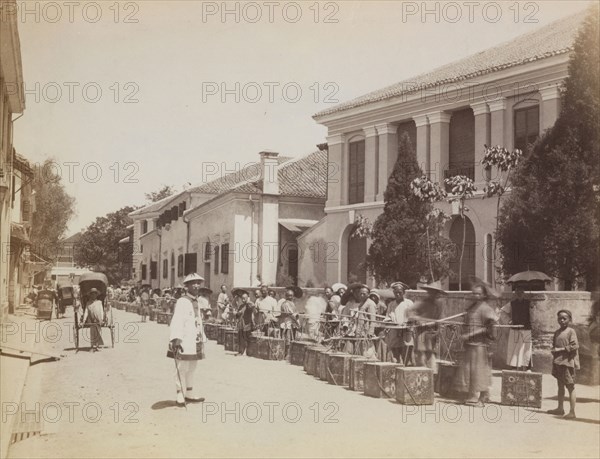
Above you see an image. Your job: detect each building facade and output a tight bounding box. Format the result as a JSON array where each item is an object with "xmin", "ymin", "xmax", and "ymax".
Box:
[
  {"xmin": 130, "ymin": 150, "xmax": 327, "ymax": 291},
  {"xmin": 50, "ymin": 232, "xmax": 90, "ymax": 285},
  {"xmin": 1, "ymin": 0, "xmax": 26, "ymax": 322},
  {"xmin": 300, "ymin": 11, "xmax": 584, "ymax": 289}
]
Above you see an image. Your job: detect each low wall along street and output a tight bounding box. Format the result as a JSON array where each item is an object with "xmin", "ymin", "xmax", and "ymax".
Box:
[{"xmin": 230, "ymin": 288, "xmax": 598, "ymax": 384}]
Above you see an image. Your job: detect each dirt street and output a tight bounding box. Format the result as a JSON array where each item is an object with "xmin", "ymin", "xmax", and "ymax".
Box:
[{"xmin": 7, "ymin": 309, "xmax": 600, "ymax": 458}]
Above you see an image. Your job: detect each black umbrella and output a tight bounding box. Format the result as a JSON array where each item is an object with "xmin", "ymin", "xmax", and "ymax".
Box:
[{"xmin": 506, "ymin": 270, "xmax": 552, "ymax": 284}]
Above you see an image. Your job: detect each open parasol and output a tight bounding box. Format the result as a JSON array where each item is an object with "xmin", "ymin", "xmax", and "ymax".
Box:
[{"xmin": 506, "ymin": 270, "xmax": 552, "ymax": 284}]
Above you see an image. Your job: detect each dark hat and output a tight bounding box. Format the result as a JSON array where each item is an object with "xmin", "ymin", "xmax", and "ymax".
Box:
[
  {"xmin": 88, "ymin": 288, "xmax": 100, "ymax": 294},
  {"xmin": 198, "ymin": 287, "xmax": 213, "ymax": 295},
  {"xmin": 286, "ymin": 286, "xmax": 303, "ymax": 299},
  {"xmin": 232, "ymin": 288, "xmax": 249, "ymax": 298},
  {"xmin": 369, "ymin": 291, "xmax": 381, "ymax": 303},
  {"xmin": 421, "ymin": 280, "xmax": 447, "ymax": 296},
  {"xmin": 348, "ymin": 282, "xmax": 369, "ymax": 292},
  {"xmin": 391, "ymin": 281, "xmax": 409, "ymax": 291}
]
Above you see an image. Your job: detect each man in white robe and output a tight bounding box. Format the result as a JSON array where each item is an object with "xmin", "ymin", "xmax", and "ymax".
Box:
[{"xmin": 167, "ymin": 273, "xmax": 207, "ymax": 406}]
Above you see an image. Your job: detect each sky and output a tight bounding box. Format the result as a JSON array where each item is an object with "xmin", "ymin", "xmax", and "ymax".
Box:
[{"xmin": 11, "ymin": 0, "xmax": 592, "ymax": 235}]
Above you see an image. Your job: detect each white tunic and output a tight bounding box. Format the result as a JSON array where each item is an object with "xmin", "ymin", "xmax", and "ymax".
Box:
[{"xmin": 169, "ymin": 295, "xmax": 206, "ymax": 358}]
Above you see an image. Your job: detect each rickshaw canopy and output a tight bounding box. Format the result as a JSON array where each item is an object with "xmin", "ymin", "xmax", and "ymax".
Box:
[{"xmin": 79, "ymin": 273, "xmax": 109, "ymax": 300}]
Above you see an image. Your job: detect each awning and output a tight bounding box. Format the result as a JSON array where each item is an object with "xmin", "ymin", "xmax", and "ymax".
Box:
[
  {"xmin": 10, "ymin": 223, "xmax": 30, "ymax": 245},
  {"xmin": 278, "ymin": 218, "xmax": 319, "ymax": 233},
  {"xmin": 118, "ymin": 236, "xmax": 131, "ymax": 244}
]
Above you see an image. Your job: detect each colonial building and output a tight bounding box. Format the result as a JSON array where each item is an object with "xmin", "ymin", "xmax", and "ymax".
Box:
[
  {"xmin": 130, "ymin": 149, "xmax": 327, "ymax": 291},
  {"xmin": 7, "ymin": 152, "xmax": 35, "ymax": 311},
  {"xmin": 300, "ymin": 11, "xmax": 585, "ymax": 289},
  {"xmin": 50, "ymin": 232, "xmax": 90, "ymax": 285},
  {"xmin": 1, "ymin": 0, "xmax": 26, "ymax": 321}
]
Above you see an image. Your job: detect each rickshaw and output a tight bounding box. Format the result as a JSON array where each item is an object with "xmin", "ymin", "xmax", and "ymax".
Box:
[
  {"xmin": 56, "ymin": 281, "xmax": 75, "ymax": 318},
  {"xmin": 74, "ymin": 273, "xmax": 115, "ymax": 351},
  {"xmin": 36, "ymin": 289, "xmax": 56, "ymax": 320}
]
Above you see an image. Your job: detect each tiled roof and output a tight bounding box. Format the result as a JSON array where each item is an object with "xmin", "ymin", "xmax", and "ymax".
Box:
[
  {"xmin": 61, "ymin": 232, "xmax": 82, "ymax": 244},
  {"xmin": 188, "ymin": 156, "xmax": 292, "ymax": 194},
  {"xmin": 133, "ymin": 151, "xmax": 327, "ymax": 218},
  {"xmin": 232, "ymin": 150, "xmax": 328, "ymax": 198},
  {"xmin": 130, "ymin": 193, "xmax": 180, "ymax": 216},
  {"xmin": 315, "ymin": 9, "xmax": 587, "ymax": 118}
]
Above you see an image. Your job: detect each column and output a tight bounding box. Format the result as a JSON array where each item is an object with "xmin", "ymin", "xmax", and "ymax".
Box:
[
  {"xmin": 471, "ymin": 101, "xmax": 490, "ymax": 186},
  {"xmin": 427, "ymin": 112, "xmax": 451, "ymax": 184},
  {"xmin": 539, "ymin": 85, "xmax": 561, "ymax": 132},
  {"xmin": 375, "ymin": 123, "xmax": 398, "ymax": 201},
  {"xmin": 325, "ymin": 133, "xmax": 344, "ymax": 208},
  {"xmin": 363, "ymin": 126, "xmax": 378, "ymax": 202},
  {"xmin": 413, "ymin": 115, "xmax": 429, "ymax": 176},
  {"xmin": 489, "ymin": 98, "xmax": 507, "ymax": 147}
]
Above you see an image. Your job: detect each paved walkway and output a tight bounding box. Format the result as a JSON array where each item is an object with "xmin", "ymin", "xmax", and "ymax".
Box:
[{"xmin": 7, "ymin": 308, "xmax": 600, "ymax": 458}]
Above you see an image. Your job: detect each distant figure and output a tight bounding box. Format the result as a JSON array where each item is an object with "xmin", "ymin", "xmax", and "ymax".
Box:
[
  {"xmin": 279, "ymin": 288, "xmax": 300, "ymax": 344},
  {"xmin": 216, "ymin": 284, "xmax": 230, "ymax": 321},
  {"xmin": 82, "ymin": 288, "xmax": 104, "ymax": 352},
  {"xmin": 140, "ymin": 288, "xmax": 150, "ymax": 322},
  {"xmin": 304, "ymin": 295, "xmax": 327, "ymax": 342},
  {"xmin": 500, "ymin": 285, "xmax": 533, "ymax": 370},
  {"xmin": 455, "ymin": 282, "xmax": 497, "ymax": 406},
  {"xmin": 410, "ymin": 281, "xmax": 444, "ymax": 373},
  {"xmin": 236, "ymin": 291, "xmax": 256, "ymax": 356},
  {"xmin": 547, "ymin": 309, "xmax": 579, "ymax": 419},
  {"xmin": 386, "ymin": 281, "xmax": 414, "ymax": 365},
  {"xmin": 587, "ymin": 299, "xmax": 600, "ymax": 358}
]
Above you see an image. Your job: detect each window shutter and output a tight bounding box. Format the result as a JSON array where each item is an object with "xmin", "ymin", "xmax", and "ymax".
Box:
[
  {"xmin": 150, "ymin": 261, "xmax": 157, "ymax": 280},
  {"xmin": 177, "ymin": 254, "xmax": 184, "ymax": 277},
  {"xmin": 221, "ymin": 243, "xmax": 229, "ymax": 274},
  {"xmin": 214, "ymin": 246, "xmax": 220, "ymax": 274},
  {"xmin": 141, "ymin": 264, "xmax": 147, "ymax": 280},
  {"xmin": 184, "ymin": 253, "xmax": 197, "ymax": 275},
  {"xmin": 203, "ymin": 242, "xmax": 212, "ymax": 262}
]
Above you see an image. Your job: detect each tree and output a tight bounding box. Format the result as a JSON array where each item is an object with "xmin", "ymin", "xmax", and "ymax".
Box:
[
  {"xmin": 366, "ymin": 133, "xmax": 453, "ymax": 286},
  {"xmin": 74, "ymin": 206, "xmax": 136, "ymax": 284},
  {"xmin": 145, "ymin": 185, "xmax": 175, "ymax": 203},
  {"xmin": 30, "ymin": 159, "xmax": 76, "ymax": 260},
  {"xmin": 497, "ymin": 5, "xmax": 600, "ymax": 289}
]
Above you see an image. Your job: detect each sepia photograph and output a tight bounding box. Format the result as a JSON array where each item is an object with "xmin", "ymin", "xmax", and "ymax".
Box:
[{"xmin": 1, "ymin": 0, "xmax": 599, "ymax": 457}]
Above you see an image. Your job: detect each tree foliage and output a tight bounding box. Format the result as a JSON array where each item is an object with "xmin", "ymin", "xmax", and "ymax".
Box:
[
  {"xmin": 366, "ymin": 133, "xmax": 453, "ymax": 286},
  {"xmin": 74, "ymin": 206, "xmax": 136, "ymax": 284},
  {"xmin": 497, "ymin": 5, "xmax": 600, "ymax": 289},
  {"xmin": 30, "ymin": 159, "xmax": 76, "ymax": 259},
  {"xmin": 145, "ymin": 185, "xmax": 175, "ymax": 203}
]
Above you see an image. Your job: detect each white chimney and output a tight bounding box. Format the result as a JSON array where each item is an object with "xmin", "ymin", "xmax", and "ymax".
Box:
[{"xmin": 259, "ymin": 150, "xmax": 279, "ymax": 195}]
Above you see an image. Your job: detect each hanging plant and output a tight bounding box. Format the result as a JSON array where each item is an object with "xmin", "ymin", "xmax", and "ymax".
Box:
[
  {"xmin": 443, "ymin": 175, "xmax": 477, "ymax": 290},
  {"xmin": 481, "ymin": 144, "xmax": 523, "ymax": 283},
  {"xmin": 351, "ymin": 214, "xmax": 373, "ymax": 239},
  {"xmin": 410, "ymin": 175, "xmax": 447, "ymax": 202}
]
